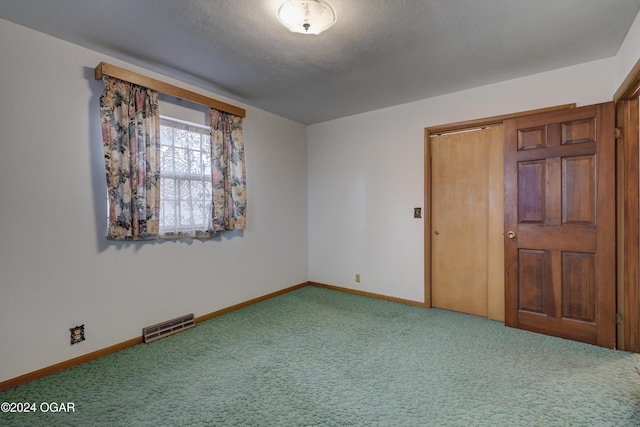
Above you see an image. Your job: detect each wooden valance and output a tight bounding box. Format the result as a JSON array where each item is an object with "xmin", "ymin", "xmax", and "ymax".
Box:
[{"xmin": 94, "ymin": 62, "xmax": 246, "ymax": 118}]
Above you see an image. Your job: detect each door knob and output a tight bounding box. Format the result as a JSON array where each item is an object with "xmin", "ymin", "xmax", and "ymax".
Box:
[
  {"xmin": 434, "ymin": 230, "xmax": 440, "ymax": 235},
  {"xmin": 507, "ymin": 230, "xmax": 516, "ymax": 239}
]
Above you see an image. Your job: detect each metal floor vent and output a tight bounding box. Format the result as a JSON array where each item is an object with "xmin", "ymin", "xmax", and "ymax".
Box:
[{"xmin": 143, "ymin": 313, "xmax": 195, "ymax": 343}]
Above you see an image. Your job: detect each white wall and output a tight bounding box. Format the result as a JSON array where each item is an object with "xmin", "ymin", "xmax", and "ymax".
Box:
[
  {"xmin": 307, "ymin": 57, "xmax": 616, "ymax": 303},
  {"xmin": 0, "ymin": 18, "xmax": 308, "ymax": 383},
  {"xmin": 615, "ymin": 9, "xmax": 640, "ymax": 91}
]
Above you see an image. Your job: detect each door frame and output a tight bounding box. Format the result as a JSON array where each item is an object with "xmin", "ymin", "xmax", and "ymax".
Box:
[
  {"xmin": 424, "ymin": 104, "xmax": 576, "ymax": 309},
  {"xmin": 614, "ymin": 57, "xmax": 640, "ymax": 352}
]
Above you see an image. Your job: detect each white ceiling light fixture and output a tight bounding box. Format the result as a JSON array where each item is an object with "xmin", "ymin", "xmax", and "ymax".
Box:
[{"xmin": 277, "ymin": 0, "xmax": 337, "ymax": 35}]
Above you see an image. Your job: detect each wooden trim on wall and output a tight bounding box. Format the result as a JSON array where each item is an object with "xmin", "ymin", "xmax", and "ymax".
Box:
[
  {"xmin": 617, "ymin": 104, "xmax": 626, "ymax": 349},
  {"xmin": 614, "ymin": 57, "xmax": 640, "ymax": 102},
  {"xmin": 309, "ymin": 281, "xmax": 424, "ymax": 307},
  {"xmin": 614, "ymin": 55, "xmax": 640, "ymax": 353},
  {"xmin": 426, "ymin": 103, "xmax": 576, "ymax": 135},
  {"xmin": 617, "ymin": 98, "xmax": 640, "ymax": 352},
  {"xmin": 94, "ymin": 62, "xmax": 246, "ymax": 118},
  {"xmin": 0, "ymin": 337, "xmax": 143, "ymax": 393},
  {"xmin": 424, "ymin": 103, "xmax": 576, "ymax": 311},
  {"xmin": 0, "ymin": 282, "xmax": 309, "ymax": 392},
  {"xmin": 194, "ymin": 282, "xmax": 309, "ymax": 323},
  {"xmin": 424, "ymin": 128, "xmax": 432, "ymax": 309}
]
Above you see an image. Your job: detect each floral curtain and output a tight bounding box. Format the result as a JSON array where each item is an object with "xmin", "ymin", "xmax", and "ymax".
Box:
[
  {"xmin": 210, "ymin": 109, "xmax": 247, "ymax": 232},
  {"xmin": 100, "ymin": 76, "xmax": 161, "ymax": 240}
]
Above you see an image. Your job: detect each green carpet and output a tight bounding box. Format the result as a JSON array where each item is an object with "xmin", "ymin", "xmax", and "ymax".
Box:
[{"xmin": 2, "ymin": 286, "xmax": 640, "ymax": 426}]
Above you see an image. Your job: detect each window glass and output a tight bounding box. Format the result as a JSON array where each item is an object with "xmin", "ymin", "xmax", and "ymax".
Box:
[{"xmin": 159, "ymin": 117, "xmax": 212, "ymax": 235}]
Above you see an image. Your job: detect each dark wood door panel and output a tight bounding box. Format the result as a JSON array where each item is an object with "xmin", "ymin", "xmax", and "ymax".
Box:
[
  {"xmin": 561, "ymin": 117, "xmax": 596, "ymax": 145},
  {"xmin": 518, "ymin": 161, "xmax": 546, "ymax": 223},
  {"xmin": 516, "ymin": 117, "xmax": 596, "ymax": 151},
  {"xmin": 516, "ymin": 225, "xmax": 595, "ymax": 252},
  {"xmin": 562, "ymin": 155, "xmax": 596, "ymax": 225},
  {"xmin": 517, "ymin": 311, "xmax": 598, "ymax": 345},
  {"xmin": 517, "ymin": 249, "xmax": 550, "ymax": 314},
  {"xmin": 516, "ymin": 142, "xmax": 596, "ymax": 162},
  {"xmin": 562, "ymin": 251, "xmax": 596, "ymax": 322}
]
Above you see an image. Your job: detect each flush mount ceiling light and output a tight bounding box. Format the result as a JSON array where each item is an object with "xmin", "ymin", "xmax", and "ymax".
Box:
[{"xmin": 277, "ymin": 0, "xmax": 337, "ymax": 35}]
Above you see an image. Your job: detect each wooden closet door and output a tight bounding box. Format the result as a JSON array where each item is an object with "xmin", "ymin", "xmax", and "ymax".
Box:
[{"xmin": 431, "ymin": 125, "xmax": 504, "ymax": 319}]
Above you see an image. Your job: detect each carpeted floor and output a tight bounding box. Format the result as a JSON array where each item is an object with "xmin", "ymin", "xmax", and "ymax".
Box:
[{"xmin": 2, "ymin": 286, "xmax": 640, "ymax": 426}]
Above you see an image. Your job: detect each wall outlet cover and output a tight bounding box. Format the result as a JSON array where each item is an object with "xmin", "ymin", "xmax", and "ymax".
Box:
[{"xmin": 70, "ymin": 325, "xmax": 85, "ymax": 345}]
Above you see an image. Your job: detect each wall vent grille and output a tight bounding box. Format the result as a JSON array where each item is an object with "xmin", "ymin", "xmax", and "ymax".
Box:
[{"xmin": 142, "ymin": 313, "xmax": 195, "ymax": 343}]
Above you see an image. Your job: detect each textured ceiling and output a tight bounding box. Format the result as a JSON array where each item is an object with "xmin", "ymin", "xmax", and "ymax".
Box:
[{"xmin": 1, "ymin": 0, "xmax": 640, "ymax": 124}]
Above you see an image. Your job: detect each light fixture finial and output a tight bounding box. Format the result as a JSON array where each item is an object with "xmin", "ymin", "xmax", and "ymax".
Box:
[{"xmin": 277, "ymin": 0, "xmax": 337, "ymax": 35}]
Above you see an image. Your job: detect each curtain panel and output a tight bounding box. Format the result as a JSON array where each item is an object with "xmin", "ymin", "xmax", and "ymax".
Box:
[
  {"xmin": 100, "ymin": 76, "xmax": 161, "ymax": 240},
  {"xmin": 210, "ymin": 109, "xmax": 247, "ymax": 232}
]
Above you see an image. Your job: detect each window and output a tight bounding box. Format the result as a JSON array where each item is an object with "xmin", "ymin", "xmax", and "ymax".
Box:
[
  {"xmin": 99, "ymin": 73, "xmax": 246, "ymax": 240},
  {"xmin": 159, "ymin": 117, "xmax": 212, "ymax": 236}
]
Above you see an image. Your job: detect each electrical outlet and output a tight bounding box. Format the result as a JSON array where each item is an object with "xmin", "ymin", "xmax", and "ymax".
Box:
[
  {"xmin": 355, "ymin": 273, "xmax": 361, "ymax": 283},
  {"xmin": 70, "ymin": 325, "xmax": 85, "ymax": 345}
]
